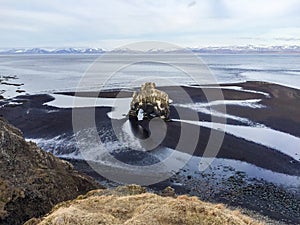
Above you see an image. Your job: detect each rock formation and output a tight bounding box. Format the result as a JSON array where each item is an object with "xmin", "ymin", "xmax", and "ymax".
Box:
[
  {"xmin": 25, "ymin": 185, "xmax": 262, "ymax": 225},
  {"xmin": 0, "ymin": 117, "xmax": 101, "ymax": 225},
  {"xmin": 129, "ymin": 82, "xmax": 170, "ymax": 120}
]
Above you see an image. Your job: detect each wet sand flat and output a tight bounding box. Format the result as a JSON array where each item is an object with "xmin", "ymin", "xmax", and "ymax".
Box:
[{"xmin": 1, "ymin": 81, "xmax": 300, "ymax": 223}]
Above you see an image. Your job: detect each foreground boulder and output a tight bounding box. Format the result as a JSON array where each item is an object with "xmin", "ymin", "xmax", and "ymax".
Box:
[
  {"xmin": 26, "ymin": 185, "xmax": 262, "ymax": 225},
  {"xmin": 0, "ymin": 117, "xmax": 101, "ymax": 225}
]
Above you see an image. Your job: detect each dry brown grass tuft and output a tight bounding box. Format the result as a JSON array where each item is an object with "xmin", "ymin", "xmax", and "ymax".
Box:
[{"xmin": 26, "ymin": 186, "xmax": 264, "ymax": 225}]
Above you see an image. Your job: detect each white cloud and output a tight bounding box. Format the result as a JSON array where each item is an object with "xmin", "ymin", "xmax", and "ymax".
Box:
[{"xmin": 0, "ymin": 0, "xmax": 299, "ymax": 48}]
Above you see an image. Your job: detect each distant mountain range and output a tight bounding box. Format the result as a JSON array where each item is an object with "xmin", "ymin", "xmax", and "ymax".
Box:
[
  {"xmin": 1, "ymin": 45, "xmax": 300, "ymax": 54},
  {"xmin": 0, "ymin": 48, "xmax": 105, "ymax": 54},
  {"xmin": 188, "ymin": 45, "xmax": 300, "ymax": 54}
]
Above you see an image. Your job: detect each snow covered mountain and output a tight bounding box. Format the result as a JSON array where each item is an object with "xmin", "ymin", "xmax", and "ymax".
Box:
[
  {"xmin": 0, "ymin": 46, "xmax": 300, "ymax": 54},
  {"xmin": 0, "ymin": 48, "xmax": 105, "ymax": 54},
  {"xmin": 188, "ymin": 45, "xmax": 300, "ymax": 53}
]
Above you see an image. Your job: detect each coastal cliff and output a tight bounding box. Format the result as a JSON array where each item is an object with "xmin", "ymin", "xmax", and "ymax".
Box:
[{"xmin": 0, "ymin": 117, "xmax": 101, "ymax": 225}]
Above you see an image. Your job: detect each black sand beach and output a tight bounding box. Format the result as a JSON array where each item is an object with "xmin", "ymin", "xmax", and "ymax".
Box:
[
  {"xmin": 1, "ymin": 81, "xmax": 300, "ymax": 224},
  {"xmin": 1, "ymin": 81, "xmax": 299, "ymax": 174}
]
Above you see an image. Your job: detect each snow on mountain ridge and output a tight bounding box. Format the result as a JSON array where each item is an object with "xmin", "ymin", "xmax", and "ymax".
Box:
[
  {"xmin": 0, "ymin": 48, "xmax": 105, "ymax": 54},
  {"xmin": 0, "ymin": 46, "xmax": 300, "ymax": 54}
]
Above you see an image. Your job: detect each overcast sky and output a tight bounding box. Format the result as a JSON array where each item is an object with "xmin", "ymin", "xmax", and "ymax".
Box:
[{"xmin": 1, "ymin": 0, "xmax": 300, "ymax": 49}]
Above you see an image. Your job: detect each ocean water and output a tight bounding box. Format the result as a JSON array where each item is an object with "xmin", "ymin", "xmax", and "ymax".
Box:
[
  {"xmin": 1, "ymin": 54, "xmax": 300, "ymax": 98},
  {"xmin": 202, "ymin": 54, "xmax": 300, "ymax": 89}
]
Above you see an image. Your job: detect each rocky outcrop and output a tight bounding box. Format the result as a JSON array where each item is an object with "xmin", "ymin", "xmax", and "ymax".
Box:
[
  {"xmin": 129, "ymin": 82, "xmax": 170, "ymax": 120},
  {"xmin": 25, "ymin": 185, "xmax": 262, "ymax": 225},
  {"xmin": 0, "ymin": 117, "xmax": 101, "ymax": 225}
]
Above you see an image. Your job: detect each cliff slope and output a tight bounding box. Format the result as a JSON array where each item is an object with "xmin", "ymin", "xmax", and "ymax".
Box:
[{"xmin": 0, "ymin": 117, "xmax": 101, "ymax": 225}]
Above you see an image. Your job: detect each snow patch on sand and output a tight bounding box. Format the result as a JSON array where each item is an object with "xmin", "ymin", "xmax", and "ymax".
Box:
[
  {"xmin": 175, "ymin": 99, "xmax": 265, "ymax": 109},
  {"xmin": 173, "ymin": 101, "xmax": 259, "ymax": 124},
  {"xmin": 44, "ymin": 94, "xmax": 131, "ymax": 109},
  {"xmin": 174, "ymin": 119, "xmax": 300, "ymax": 162},
  {"xmin": 192, "ymin": 85, "xmax": 270, "ymax": 97}
]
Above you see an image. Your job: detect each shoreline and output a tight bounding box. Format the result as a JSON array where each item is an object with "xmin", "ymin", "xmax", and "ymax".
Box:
[
  {"xmin": 65, "ymin": 157, "xmax": 300, "ymax": 224},
  {"xmin": 1, "ymin": 81, "xmax": 299, "ymax": 174},
  {"xmin": 1, "ymin": 80, "xmax": 300, "ymax": 224}
]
